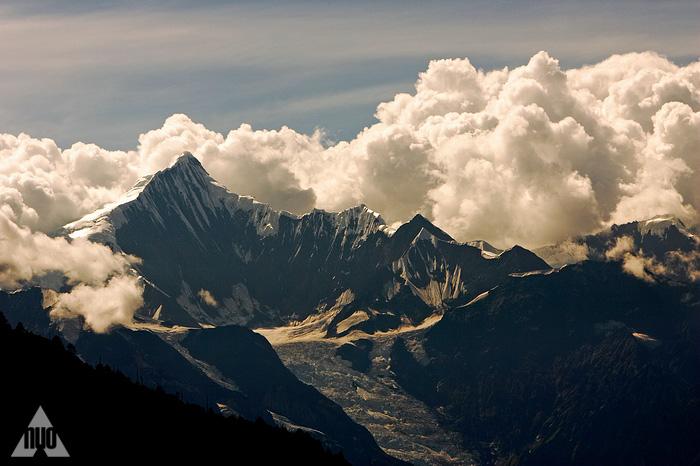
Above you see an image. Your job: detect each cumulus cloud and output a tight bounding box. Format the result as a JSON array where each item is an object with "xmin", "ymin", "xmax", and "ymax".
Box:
[
  {"xmin": 124, "ymin": 51, "xmax": 698, "ymax": 249},
  {"xmin": 618, "ymin": 252, "xmax": 671, "ymax": 283},
  {"xmin": 138, "ymin": 116, "xmax": 320, "ymax": 214},
  {"xmin": 665, "ymin": 250, "xmax": 700, "ymax": 282},
  {"xmin": 1, "ymin": 51, "xmax": 700, "ymax": 255},
  {"xmin": 197, "ymin": 289, "xmax": 218, "ymax": 308},
  {"xmin": 603, "ymin": 234, "xmax": 700, "ymax": 283},
  {"xmin": 603, "ymin": 236, "xmax": 661, "ymax": 282},
  {"xmin": 0, "ymin": 207, "xmax": 143, "ymax": 332},
  {"xmin": 0, "ymin": 208, "xmax": 140, "ymax": 288},
  {"xmin": 604, "ymin": 236, "xmax": 636, "ymax": 261},
  {"xmin": 51, "ymin": 275, "xmax": 144, "ymax": 334},
  {"xmin": 0, "ymin": 133, "xmax": 140, "ymax": 233}
]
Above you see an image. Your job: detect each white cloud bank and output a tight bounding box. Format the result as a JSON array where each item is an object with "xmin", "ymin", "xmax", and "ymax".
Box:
[
  {"xmin": 1, "ymin": 51, "xmax": 699, "ymax": 327},
  {"xmin": 4, "ymin": 51, "xmax": 698, "ymax": 248},
  {"xmin": 51, "ymin": 275, "xmax": 144, "ymax": 334},
  {"xmin": 0, "ymin": 206, "xmax": 143, "ymax": 332}
]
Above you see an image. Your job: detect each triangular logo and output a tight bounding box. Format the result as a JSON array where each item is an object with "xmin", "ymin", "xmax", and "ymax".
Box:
[{"xmin": 11, "ymin": 406, "xmax": 69, "ymax": 457}]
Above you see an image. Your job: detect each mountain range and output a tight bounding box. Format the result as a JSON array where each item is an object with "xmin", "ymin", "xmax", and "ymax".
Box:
[{"xmin": 2, "ymin": 152, "xmax": 699, "ymax": 465}]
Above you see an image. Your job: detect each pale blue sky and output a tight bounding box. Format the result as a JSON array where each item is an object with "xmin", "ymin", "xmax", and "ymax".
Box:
[{"xmin": 1, "ymin": 0, "xmax": 698, "ymax": 149}]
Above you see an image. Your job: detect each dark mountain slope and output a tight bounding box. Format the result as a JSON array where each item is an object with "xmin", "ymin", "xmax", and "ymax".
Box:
[
  {"xmin": 180, "ymin": 326, "xmax": 402, "ymax": 466},
  {"xmin": 0, "ymin": 311, "xmax": 349, "ymax": 463},
  {"xmin": 1, "ymin": 288, "xmax": 267, "ymax": 421},
  {"xmin": 0, "ymin": 288, "xmax": 406, "ymax": 466},
  {"xmin": 517, "ymin": 330, "xmax": 700, "ymax": 465},
  {"xmin": 390, "ymin": 261, "xmax": 700, "ymax": 464}
]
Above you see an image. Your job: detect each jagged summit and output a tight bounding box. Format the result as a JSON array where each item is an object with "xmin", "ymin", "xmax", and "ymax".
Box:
[
  {"xmin": 600, "ymin": 215, "xmax": 698, "ymax": 251},
  {"xmin": 498, "ymin": 245, "xmax": 552, "ymax": 273},
  {"xmin": 63, "ymin": 153, "xmax": 288, "ymax": 242},
  {"xmin": 144, "ymin": 152, "xmax": 271, "ymax": 210},
  {"xmin": 406, "ymin": 214, "xmax": 455, "ymax": 242},
  {"xmin": 387, "ymin": 214, "xmax": 455, "ymax": 255},
  {"xmin": 66, "ymin": 152, "xmax": 400, "ymax": 245},
  {"xmin": 172, "ymin": 151, "xmax": 200, "ymax": 166},
  {"xmin": 153, "ymin": 152, "xmax": 219, "ymax": 191},
  {"xmin": 307, "ymin": 204, "xmax": 390, "ymax": 237}
]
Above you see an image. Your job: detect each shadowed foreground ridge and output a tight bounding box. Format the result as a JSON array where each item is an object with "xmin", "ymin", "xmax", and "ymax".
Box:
[
  {"xmin": 0, "ymin": 311, "xmax": 349, "ymax": 464},
  {"xmin": 0, "ymin": 287, "xmax": 408, "ymax": 466}
]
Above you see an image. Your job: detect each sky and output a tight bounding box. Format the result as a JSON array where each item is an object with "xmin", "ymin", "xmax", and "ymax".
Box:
[
  {"xmin": 1, "ymin": 1, "xmax": 698, "ymax": 149},
  {"xmin": 1, "ymin": 1, "xmax": 699, "ymax": 331}
]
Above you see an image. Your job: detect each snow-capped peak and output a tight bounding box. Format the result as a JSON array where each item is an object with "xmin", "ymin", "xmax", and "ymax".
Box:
[
  {"xmin": 637, "ymin": 215, "xmax": 690, "ymax": 237},
  {"xmin": 61, "ymin": 152, "xmax": 291, "ymax": 242},
  {"xmin": 405, "ymin": 214, "xmax": 455, "ymax": 242},
  {"xmin": 171, "ymin": 151, "xmax": 200, "ymax": 167},
  {"xmin": 297, "ymin": 204, "xmax": 391, "ymax": 248}
]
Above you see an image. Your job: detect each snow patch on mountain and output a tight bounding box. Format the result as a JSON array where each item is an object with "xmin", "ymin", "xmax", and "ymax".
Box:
[
  {"xmin": 268, "ymin": 412, "xmax": 329, "ymax": 439},
  {"xmin": 331, "ymin": 289, "xmax": 356, "ymax": 312},
  {"xmin": 407, "ymin": 274, "xmax": 464, "ymax": 310},
  {"xmin": 509, "ymin": 268, "xmax": 557, "ymax": 278},
  {"xmin": 638, "ymin": 215, "xmax": 696, "ymax": 239},
  {"xmin": 336, "ymin": 310, "xmax": 370, "ymax": 335},
  {"xmin": 466, "ymin": 240, "xmax": 503, "ymax": 258},
  {"xmin": 305, "ymin": 204, "xmax": 392, "ymax": 250},
  {"xmin": 257, "ymin": 310, "xmax": 341, "ymax": 345},
  {"xmin": 632, "ymin": 332, "xmax": 661, "ymax": 348},
  {"xmin": 256, "ymin": 307, "xmax": 445, "ymax": 347},
  {"xmin": 63, "ymin": 174, "xmax": 154, "ymax": 246},
  {"xmin": 390, "ymin": 243, "xmax": 467, "ymax": 309},
  {"xmin": 175, "ymin": 280, "xmax": 212, "ymax": 324},
  {"xmin": 464, "ymin": 289, "xmax": 491, "ymax": 307}
]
